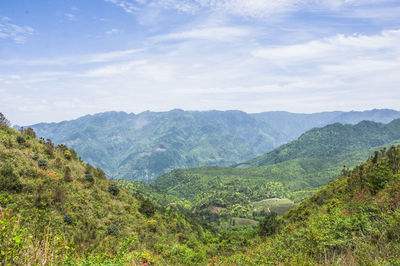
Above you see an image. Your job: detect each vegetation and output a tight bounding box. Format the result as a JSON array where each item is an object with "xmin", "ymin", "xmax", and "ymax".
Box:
[
  {"xmin": 0, "ymin": 125, "xmax": 220, "ymax": 264},
  {"xmin": 28, "ymin": 110, "xmax": 285, "ymax": 182},
  {"xmin": 27, "ymin": 109, "xmax": 400, "ymax": 182},
  {"xmin": 3, "ymin": 111, "xmax": 400, "ymax": 264},
  {"xmin": 219, "ymin": 145, "xmax": 400, "ymax": 264}
]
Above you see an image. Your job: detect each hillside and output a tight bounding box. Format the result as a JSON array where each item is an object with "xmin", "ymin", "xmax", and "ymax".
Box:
[
  {"xmin": 152, "ymin": 120, "xmax": 400, "ymax": 229},
  {"xmin": 220, "ymin": 145, "xmax": 400, "ymax": 264},
  {"xmin": 27, "ymin": 109, "xmax": 400, "ymax": 182},
  {"xmin": 247, "ymin": 118, "xmax": 400, "ymax": 166},
  {"xmin": 0, "ymin": 125, "xmax": 218, "ymax": 264}
]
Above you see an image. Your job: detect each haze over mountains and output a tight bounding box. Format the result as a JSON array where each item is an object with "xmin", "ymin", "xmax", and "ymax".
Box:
[{"xmin": 27, "ymin": 108, "xmax": 400, "ymax": 182}]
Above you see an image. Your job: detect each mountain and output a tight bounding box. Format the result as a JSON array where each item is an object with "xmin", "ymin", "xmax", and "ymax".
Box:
[
  {"xmin": 251, "ymin": 108, "xmax": 400, "ymax": 141},
  {"xmin": 247, "ymin": 118, "xmax": 400, "ymax": 167},
  {"xmin": 0, "ymin": 125, "xmax": 215, "ymax": 264},
  {"xmin": 151, "ymin": 119, "xmax": 400, "ymax": 228},
  {"xmin": 221, "ymin": 145, "xmax": 400, "ymax": 264},
  {"xmin": 27, "ymin": 110, "xmax": 285, "ymax": 182},
  {"xmin": 27, "ymin": 109, "xmax": 400, "ymax": 182}
]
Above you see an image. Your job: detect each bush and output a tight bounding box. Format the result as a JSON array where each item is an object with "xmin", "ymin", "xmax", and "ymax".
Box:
[
  {"xmin": 139, "ymin": 198, "xmax": 156, "ymax": 218},
  {"xmin": 64, "ymin": 166, "xmax": 72, "ymax": 182},
  {"xmin": 64, "ymin": 150, "xmax": 72, "ymax": 160},
  {"xmin": 64, "ymin": 213, "xmax": 74, "ymax": 225},
  {"xmin": 108, "ymin": 183, "xmax": 120, "ymax": 196},
  {"xmin": 258, "ymin": 212, "xmax": 279, "ymax": 237},
  {"xmin": 38, "ymin": 159, "xmax": 48, "ymax": 169},
  {"xmin": 85, "ymin": 173, "xmax": 94, "ymax": 184},
  {"xmin": 0, "ymin": 163, "xmax": 22, "ymax": 192},
  {"xmin": 107, "ymin": 223, "xmax": 119, "ymax": 236},
  {"xmin": 16, "ymin": 135, "xmax": 26, "ymax": 144},
  {"xmin": 23, "ymin": 127, "xmax": 36, "ymax": 138},
  {"xmin": 93, "ymin": 168, "xmax": 106, "ymax": 180}
]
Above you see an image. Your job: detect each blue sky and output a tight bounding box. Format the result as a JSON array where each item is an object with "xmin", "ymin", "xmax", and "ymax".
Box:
[{"xmin": 1, "ymin": 0, "xmax": 400, "ymax": 125}]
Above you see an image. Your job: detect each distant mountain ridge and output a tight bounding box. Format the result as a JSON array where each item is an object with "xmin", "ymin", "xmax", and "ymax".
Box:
[{"xmin": 27, "ymin": 108, "xmax": 400, "ymax": 181}]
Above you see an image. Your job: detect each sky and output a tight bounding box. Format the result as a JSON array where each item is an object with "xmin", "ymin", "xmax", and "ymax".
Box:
[{"xmin": 1, "ymin": 0, "xmax": 400, "ymax": 125}]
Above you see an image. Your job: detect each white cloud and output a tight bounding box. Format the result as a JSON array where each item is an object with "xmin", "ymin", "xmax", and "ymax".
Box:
[
  {"xmin": 0, "ymin": 17, "xmax": 34, "ymax": 44},
  {"xmin": 65, "ymin": 13, "xmax": 76, "ymax": 21},
  {"xmin": 153, "ymin": 26, "xmax": 251, "ymax": 42},
  {"xmin": 105, "ymin": 0, "xmax": 139, "ymax": 13},
  {"xmin": 110, "ymin": 0, "xmax": 397, "ymax": 18},
  {"xmin": 252, "ymin": 29, "xmax": 400, "ymax": 64},
  {"xmin": 0, "ymin": 48, "xmax": 144, "ymax": 66},
  {"xmin": 81, "ymin": 60, "xmax": 147, "ymax": 77},
  {"xmin": 106, "ymin": 28, "xmax": 121, "ymax": 35}
]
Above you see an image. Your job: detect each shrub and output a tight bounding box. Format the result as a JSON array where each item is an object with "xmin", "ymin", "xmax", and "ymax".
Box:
[
  {"xmin": 85, "ymin": 173, "xmax": 94, "ymax": 184},
  {"xmin": 108, "ymin": 183, "xmax": 120, "ymax": 196},
  {"xmin": 64, "ymin": 213, "xmax": 74, "ymax": 225},
  {"xmin": 53, "ymin": 158, "xmax": 62, "ymax": 169},
  {"xmin": 0, "ymin": 163, "xmax": 22, "ymax": 193},
  {"xmin": 16, "ymin": 135, "xmax": 26, "ymax": 144},
  {"xmin": 38, "ymin": 159, "xmax": 48, "ymax": 169},
  {"xmin": 107, "ymin": 223, "xmax": 119, "ymax": 236},
  {"xmin": 258, "ymin": 212, "xmax": 279, "ymax": 237},
  {"xmin": 64, "ymin": 150, "xmax": 72, "ymax": 160},
  {"xmin": 64, "ymin": 166, "xmax": 72, "ymax": 182},
  {"xmin": 93, "ymin": 168, "xmax": 106, "ymax": 180},
  {"xmin": 23, "ymin": 127, "xmax": 36, "ymax": 138},
  {"xmin": 139, "ymin": 198, "xmax": 156, "ymax": 218}
]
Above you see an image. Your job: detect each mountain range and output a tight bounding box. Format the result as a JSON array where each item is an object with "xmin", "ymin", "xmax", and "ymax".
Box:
[{"xmin": 27, "ymin": 108, "xmax": 400, "ymax": 182}]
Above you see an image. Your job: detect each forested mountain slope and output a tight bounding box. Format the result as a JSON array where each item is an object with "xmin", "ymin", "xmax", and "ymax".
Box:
[
  {"xmin": 247, "ymin": 118, "xmax": 400, "ymax": 167},
  {"xmin": 27, "ymin": 109, "xmax": 400, "ymax": 182},
  {"xmin": 28, "ymin": 110, "xmax": 284, "ymax": 182},
  {"xmin": 0, "ymin": 125, "xmax": 217, "ymax": 264},
  {"xmin": 152, "ymin": 120, "xmax": 400, "ymax": 228},
  {"xmin": 221, "ymin": 145, "xmax": 400, "ymax": 264}
]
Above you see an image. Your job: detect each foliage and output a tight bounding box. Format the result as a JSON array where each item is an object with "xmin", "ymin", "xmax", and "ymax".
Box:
[
  {"xmin": 0, "ymin": 126, "xmax": 217, "ymax": 264},
  {"xmin": 258, "ymin": 212, "xmax": 279, "ymax": 237},
  {"xmin": 139, "ymin": 198, "xmax": 156, "ymax": 218},
  {"xmin": 0, "ymin": 163, "xmax": 22, "ymax": 193},
  {"xmin": 219, "ymin": 145, "xmax": 400, "ymax": 264},
  {"xmin": 108, "ymin": 183, "xmax": 120, "ymax": 196}
]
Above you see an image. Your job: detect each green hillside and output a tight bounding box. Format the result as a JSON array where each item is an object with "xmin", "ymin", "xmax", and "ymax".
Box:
[
  {"xmin": 151, "ymin": 120, "xmax": 400, "ymax": 229},
  {"xmin": 247, "ymin": 119, "xmax": 400, "ymax": 167},
  {"xmin": 0, "ymin": 125, "xmax": 219, "ymax": 264},
  {"xmin": 220, "ymin": 145, "xmax": 400, "ymax": 264}
]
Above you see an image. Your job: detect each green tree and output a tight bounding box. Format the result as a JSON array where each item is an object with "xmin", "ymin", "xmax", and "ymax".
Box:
[
  {"xmin": 139, "ymin": 198, "xmax": 156, "ymax": 218},
  {"xmin": 0, "ymin": 163, "xmax": 22, "ymax": 192},
  {"xmin": 258, "ymin": 212, "xmax": 279, "ymax": 237}
]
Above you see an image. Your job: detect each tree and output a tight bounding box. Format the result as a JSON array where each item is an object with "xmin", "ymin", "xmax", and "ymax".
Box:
[
  {"xmin": 0, "ymin": 112, "xmax": 10, "ymax": 127},
  {"xmin": 108, "ymin": 183, "xmax": 120, "ymax": 196},
  {"xmin": 258, "ymin": 212, "xmax": 279, "ymax": 237},
  {"xmin": 24, "ymin": 128, "xmax": 36, "ymax": 138},
  {"xmin": 139, "ymin": 198, "xmax": 156, "ymax": 218}
]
